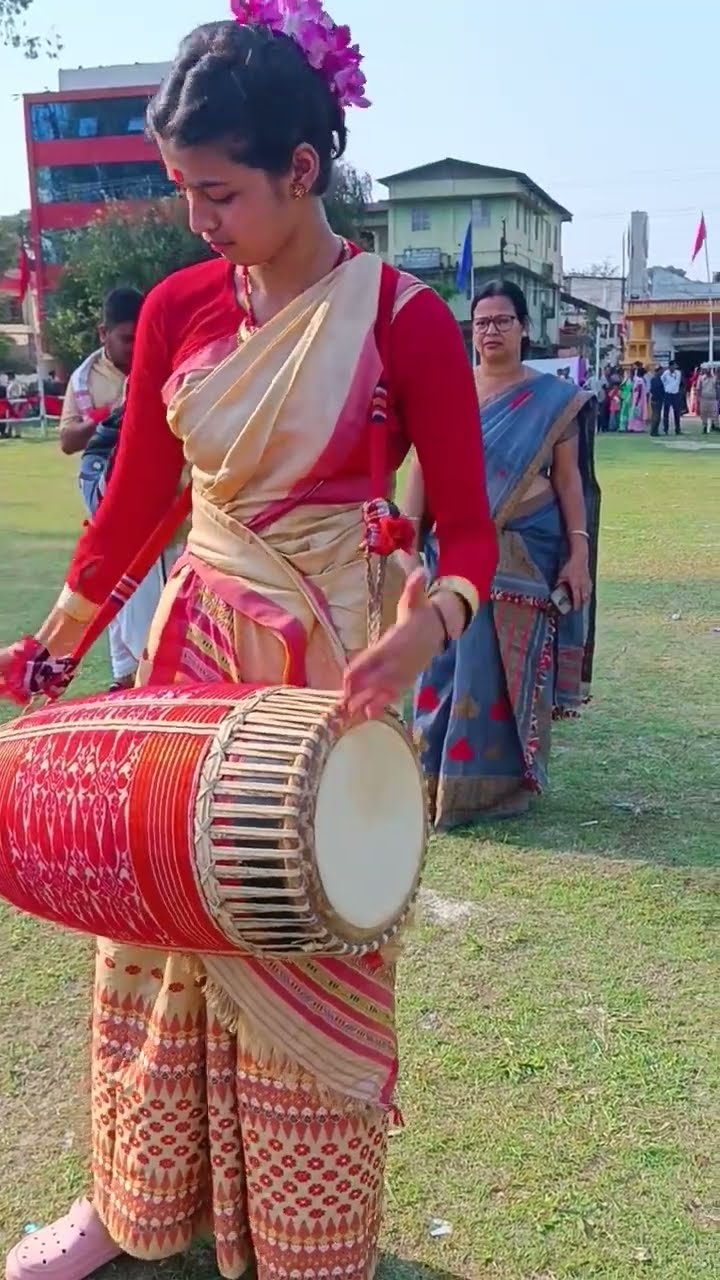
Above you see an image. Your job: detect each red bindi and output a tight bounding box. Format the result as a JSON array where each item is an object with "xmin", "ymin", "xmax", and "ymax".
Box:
[{"xmin": 169, "ymin": 168, "xmax": 185, "ymax": 185}]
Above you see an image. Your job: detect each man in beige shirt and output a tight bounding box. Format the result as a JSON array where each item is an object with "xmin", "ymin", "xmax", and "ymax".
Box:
[
  {"xmin": 59, "ymin": 288, "xmax": 151, "ymax": 690},
  {"xmin": 59, "ymin": 287, "xmax": 142, "ymax": 456}
]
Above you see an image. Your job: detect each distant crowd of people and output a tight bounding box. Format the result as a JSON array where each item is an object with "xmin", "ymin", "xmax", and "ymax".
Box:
[
  {"xmin": 589, "ymin": 361, "xmax": 720, "ymax": 436},
  {"xmin": 0, "ymin": 369, "xmax": 66, "ymax": 437}
]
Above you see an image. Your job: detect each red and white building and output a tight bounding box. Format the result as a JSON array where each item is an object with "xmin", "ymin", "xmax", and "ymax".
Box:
[{"xmin": 24, "ymin": 63, "xmax": 171, "ymax": 315}]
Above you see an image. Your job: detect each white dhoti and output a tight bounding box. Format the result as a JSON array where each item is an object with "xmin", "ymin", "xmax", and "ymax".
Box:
[{"xmin": 108, "ymin": 548, "xmax": 182, "ymax": 680}]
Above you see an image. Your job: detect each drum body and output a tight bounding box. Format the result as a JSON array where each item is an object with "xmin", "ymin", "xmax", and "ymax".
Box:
[{"xmin": 0, "ymin": 684, "xmax": 427, "ymax": 956}]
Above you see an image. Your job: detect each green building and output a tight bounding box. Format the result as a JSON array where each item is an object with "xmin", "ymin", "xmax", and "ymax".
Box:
[{"xmin": 359, "ymin": 157, "xmax": 572, "ymax": 355}]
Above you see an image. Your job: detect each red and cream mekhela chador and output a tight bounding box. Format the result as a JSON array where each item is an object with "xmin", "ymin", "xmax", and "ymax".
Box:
[{"xmin": 53, "ymin": 247, "xmax": 497, "ymax": 1279}]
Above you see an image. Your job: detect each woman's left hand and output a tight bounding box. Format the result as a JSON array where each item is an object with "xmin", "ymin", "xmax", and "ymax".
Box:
[
  {"xmin": 557, "ymin": 549, "xmax": 592, "ymax": 611},
  {"xmin": 343, "ymin": 568, "xmax": 444, "ymax": 719}
]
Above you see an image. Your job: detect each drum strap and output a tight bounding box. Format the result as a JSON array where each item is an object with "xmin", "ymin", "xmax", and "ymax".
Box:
[
  {"xmin": 362, "ymin": 262, "xmax": 417, "ymax": 644},
  {"xmin": 368, "ymin": 260, "xmax": 397, "ymax": 499}
]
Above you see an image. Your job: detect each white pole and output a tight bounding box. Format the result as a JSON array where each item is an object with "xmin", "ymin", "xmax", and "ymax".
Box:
[
  {"xmin": 28, "ymin": 283, "xmax": 47, "ymax": 438},
  {"xmin": 704, "ymin": 226, "xmax": 714, "ymax": 363}
]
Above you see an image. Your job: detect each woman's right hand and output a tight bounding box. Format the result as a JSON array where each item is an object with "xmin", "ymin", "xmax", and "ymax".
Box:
[
  {"xmin": 0, "ymin": 609, "xmax": 84, "ymax": 683},
  {"xmin": 394, "ymin": 549, "xmax": 422, "ymax": 579},
  {"xmin": 0, "ymin": 639, "xmax": 35, "ymax": 705},
  {"xmin": 0, "ymin": 601, "xmax": 88, "ymax": 705},
  {"xmin": 0, "ymin": 635, "xmax": 79, "ymax": 706},
  {"xmin": 0, "ymin": 645, "xmax": 16, "ymax": 680}
]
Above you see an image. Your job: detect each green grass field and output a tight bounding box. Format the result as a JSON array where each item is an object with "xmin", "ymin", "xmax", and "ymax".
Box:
[{"xmin": 0, "ymin": 433, "xmax": 718, "ymax": 1279}]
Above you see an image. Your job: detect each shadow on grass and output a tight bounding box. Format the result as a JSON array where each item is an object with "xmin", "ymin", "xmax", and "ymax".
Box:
[
  {"xmin": 97, "ymin": 1247, "xmax": 466, "ymax": 1280},
  {"xmin": 379, "ymin": 1260, "xmax": 467, "ymax": 1280},
  {"xmin": 444, "ymin": 812, "xmax": 719, "ymax": 869}
]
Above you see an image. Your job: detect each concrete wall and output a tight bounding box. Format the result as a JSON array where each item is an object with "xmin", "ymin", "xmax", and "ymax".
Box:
[
  {"xmin": 58, "ymin": 64, "xmax": 171, "ymax": 90},
  {"xmin": 564, "ymin": 274, "xmax": 624, "ymax": 320}
]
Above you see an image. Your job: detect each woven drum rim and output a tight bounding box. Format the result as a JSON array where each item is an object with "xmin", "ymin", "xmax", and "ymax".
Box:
[
  {"xmin": 294, "ymin": 702, "xmax": 429, "ymax": 951},
  {"xmin": 193, "ymin": 686, "xmax": 281, "ymax": 954},
  {"xmin": 192, "ymin": 688, "xmax": 428, "ymax": 957}
]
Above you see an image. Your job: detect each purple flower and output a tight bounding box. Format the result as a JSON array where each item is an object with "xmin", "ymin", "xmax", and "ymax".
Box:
[
  {"xmin": 230, "ymin": 0, "xmax": 370, "ymax": 109},
  {"xmin": 231, "ymin": 0, "xmax": 284, "ymax": 30}
]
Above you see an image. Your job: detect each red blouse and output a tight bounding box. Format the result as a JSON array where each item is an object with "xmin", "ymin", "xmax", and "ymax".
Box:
[{"xmin": 66, "ymin": 255, "xmax": 497, "ymax": 606}]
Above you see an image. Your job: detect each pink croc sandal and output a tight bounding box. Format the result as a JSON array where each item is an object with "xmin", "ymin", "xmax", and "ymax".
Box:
[{"xmin": 5, "ymin": 1198, "xmax": 122, "ymax": 1280}]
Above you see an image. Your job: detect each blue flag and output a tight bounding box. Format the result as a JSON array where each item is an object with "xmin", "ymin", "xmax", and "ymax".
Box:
[{"xmin": 456, "ymin": 220, "xmax": 473, "ymax": 293}]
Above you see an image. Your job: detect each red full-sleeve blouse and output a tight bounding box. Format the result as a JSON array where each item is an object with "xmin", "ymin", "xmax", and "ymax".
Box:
[{"xmin": 64, "ymin": 254, "xmax": 496, "ymax": 611}]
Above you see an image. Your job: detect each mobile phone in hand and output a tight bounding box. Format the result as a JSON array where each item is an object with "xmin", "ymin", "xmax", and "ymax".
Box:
[{"xmin": 551, "ymin": 583, "xmax": 573, "ymax": 615}]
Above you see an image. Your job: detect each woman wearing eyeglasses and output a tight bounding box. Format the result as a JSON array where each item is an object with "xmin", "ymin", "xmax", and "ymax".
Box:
[{"xmin": 407, "ymin": 279, "xmax": 601, "ymax": 827}]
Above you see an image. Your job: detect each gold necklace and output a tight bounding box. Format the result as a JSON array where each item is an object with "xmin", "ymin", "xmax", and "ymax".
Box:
[{"xmin": 237, "ymin": 239, "xmax": 350, "ymax": 345}]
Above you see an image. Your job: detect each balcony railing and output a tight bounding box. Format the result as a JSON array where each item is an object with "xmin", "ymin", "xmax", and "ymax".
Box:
[
  {"xmin": 471, "ymin": 246, "xmax": 557, "ymax": 277},
  {"xmin": 37, "ymin": 176, "xmax": 176, "ymax": 205},
  {"xmin": 392, "ymin": 243, "xmax": 557, "ymax": 281},
  {"xmin": 627, "ymin": 297, "xmax": 720, "ymax": 315}
]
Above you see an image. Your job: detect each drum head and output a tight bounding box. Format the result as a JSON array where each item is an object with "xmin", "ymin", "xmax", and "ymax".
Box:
[{"xmin": 313, "ymin": 718, "xmax": 426, "ymax": 936}]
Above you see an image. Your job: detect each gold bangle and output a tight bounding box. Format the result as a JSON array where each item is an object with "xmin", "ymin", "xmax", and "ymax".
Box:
[
  {"xmin": 429, "ymin": 575, "xmax": 480, "ymax": 622},
  {"xmin": 428, "ymin": 586, "xmax": 470, "ymax": 640}
]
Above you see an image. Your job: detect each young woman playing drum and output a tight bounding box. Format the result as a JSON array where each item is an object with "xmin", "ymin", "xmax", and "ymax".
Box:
[{"xmin": 0, "ymin": 5, "xmax": 497, "ymax": 1278}]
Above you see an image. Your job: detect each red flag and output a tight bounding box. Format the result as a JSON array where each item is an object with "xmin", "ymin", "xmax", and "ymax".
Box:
[
  {"xmin": 692, "ymin": 214, "xmax": 707, "ymax": 262},
  {"xmin": 16, "ymin": 242, "xmax": 32, "ymax": 302}
]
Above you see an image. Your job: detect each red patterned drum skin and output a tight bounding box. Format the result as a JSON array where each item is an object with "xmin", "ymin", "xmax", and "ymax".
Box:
[{"xmin": 0, "ymin": 684, "xmax": 427, "ymax": 956}]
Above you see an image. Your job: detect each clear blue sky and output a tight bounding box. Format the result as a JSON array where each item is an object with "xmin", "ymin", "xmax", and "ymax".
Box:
[{"xmin": 1, "ymin": 0, "xmax": 717, "ymax": 274}]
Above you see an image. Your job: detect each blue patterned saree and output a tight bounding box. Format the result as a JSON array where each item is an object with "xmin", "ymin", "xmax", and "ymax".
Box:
[{"xmin": 414, "ymin": 372, "xmax": 600, "ymax": 829}]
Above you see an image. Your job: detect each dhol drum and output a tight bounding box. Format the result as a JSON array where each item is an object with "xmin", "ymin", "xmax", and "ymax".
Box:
[{"xmin": 0, "ymin": 684, "xmax": 427, "ymax": 956}]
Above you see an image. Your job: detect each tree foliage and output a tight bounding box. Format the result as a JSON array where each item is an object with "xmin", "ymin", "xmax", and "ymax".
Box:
[
  {"xmin": 45, "ymin": 203, "xmax": 213, "ymax": 370},
  {"xmin": 324, "ymin": 163, "xmax": 373, "ymax": 240},
  {"xmin": 0, "ymin": 332, "xmax": 15, "ymax": 367},
  {"xmin": 0, "ymin": 218, "xmax": 18, "ymax": 278},
  {"xmin": 0, "ymin": 211, "xmax": 29, "ymax": 277},
  {"xmin": 0, "ymin": 0, "xmax": 59, "ymax": 57},
  {"xmin": 429, "ymin": 279, "xmax": 457, "ymax": 303},
  {"xmin": 569, "ymin": 259, "xmax": 621, "ymax": 278},
  {"xmin": 45, "ymin": 163, "xmax": 374, "ymax": 369}
]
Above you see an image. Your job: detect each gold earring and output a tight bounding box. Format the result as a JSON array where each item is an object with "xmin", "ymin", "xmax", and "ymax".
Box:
[{"xmin": 291, "ymin": 179, "xmax": 307, "ymax": 200}]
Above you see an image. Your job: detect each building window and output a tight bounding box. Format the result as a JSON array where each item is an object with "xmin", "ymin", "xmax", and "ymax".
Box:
[
  {"xmin": 534, "ymin": 215, "xmax": 540, "ymax": 240},
  {"xmin": 524, "ymin": 207, "xmax": 529, "ymax": 234},
  {"xmin": 471, "ymin": 198, "xmax": 491, "ymax": 229},
  {"xmin": 34, "ymin": 161, "xmax": 176, "ymax": 205},
  {"xmin": 516, "ymin": 202, "xmax": 521, "ymax": 229},
  {"xmin": 553, "ymin": 224, "xmax": 559, "ymax": 252},
  {"xmin": 30, "ymin": 96, "xmax": 151, "ymax": 142},
  {"xmin": 545, "ymin": 222, "xmax": 551, "ymax": 252},
  {"xmin": 533, "ymin": 283, "xmax": 539, "ymax": 305},
  {"xmin": 39, "ymin": 228, "xmax": 79, "ymax": 265},
  {"xmin": 0, "ymin": 294, "xmax": 23, "ymax": 323},
  {"xmin": 411, "ymin": 207, "xmax": 431, "ymax": 232}
]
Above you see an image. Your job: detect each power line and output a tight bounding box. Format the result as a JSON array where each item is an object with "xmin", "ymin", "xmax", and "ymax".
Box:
[
  {"xmin": 546, "ymin": 166, "xmax": 720, "ymax": 190},
  {"xmin": 568, "ymin": 205, "xmax": 720, "ymax": 221}
]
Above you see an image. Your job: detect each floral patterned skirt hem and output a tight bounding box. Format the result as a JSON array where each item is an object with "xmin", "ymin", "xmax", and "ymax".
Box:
[{"xmin": 91, "ymin": 941, "xmax": 388, "ymax": 1280}]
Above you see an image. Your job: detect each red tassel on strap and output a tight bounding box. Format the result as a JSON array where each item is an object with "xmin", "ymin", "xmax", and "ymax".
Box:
[{"xmin": 362, "ymin": 499, "xmax": 415, "ymax": 557}]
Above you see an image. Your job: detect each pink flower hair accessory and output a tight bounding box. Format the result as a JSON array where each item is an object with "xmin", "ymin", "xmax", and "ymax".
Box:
[{"xmin": 230, "ymin": 0, "xmax": 370, "ymax": 109}]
